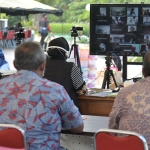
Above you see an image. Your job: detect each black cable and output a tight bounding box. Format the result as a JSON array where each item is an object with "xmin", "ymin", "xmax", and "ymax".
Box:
[{"xmin": 87, "ymin": 65, "xmax": 105, "ymax": 87}]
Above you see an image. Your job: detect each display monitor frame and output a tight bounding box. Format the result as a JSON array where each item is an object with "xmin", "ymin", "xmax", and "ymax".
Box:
[{"xmin": 90, "ymin": 3, "xmax": 150, "ymax": 56}]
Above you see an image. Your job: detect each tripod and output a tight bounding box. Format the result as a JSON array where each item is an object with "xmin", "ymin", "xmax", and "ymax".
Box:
[
  {"xmin": 70, "ymin": 36, "xmax": 82, "ymax": 74},
  {"xmin": 102, "ymin": 56, "xmax": 118, "ymax": 89}
]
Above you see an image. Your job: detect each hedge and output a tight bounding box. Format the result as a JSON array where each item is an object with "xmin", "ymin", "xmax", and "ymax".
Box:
[{"xmin": 50, "ymin": 23, "xmax": 89, "ymax": 36}]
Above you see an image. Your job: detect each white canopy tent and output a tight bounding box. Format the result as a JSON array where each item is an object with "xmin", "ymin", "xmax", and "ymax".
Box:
[{"xmin": 0, "ymin": 0, "xmax": 63, "ymax": 16}]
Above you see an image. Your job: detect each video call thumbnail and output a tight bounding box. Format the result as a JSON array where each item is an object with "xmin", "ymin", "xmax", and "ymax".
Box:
[
  {"xmin": 123, "ymin": 44, "xmax": 140, "ymax": 53},
  {"xmin": 142, "ymin": 7, "xmax": 150, "ymax": 16},
  {"xmin": 124, "ymin": 34, "xmax": 136, "ymax": 43},
  {"xmin": 140, "ymin": 44, "xmax": 150, "ymax": 53},
  {"xmin": 110, "ymin": 34, "xmax": 124, "ymax": 43},
  {"xmin": 95, "ymin": 25, "xmax": 110, "ymax": 34},
  {"xmin": 128, "ymin": 26, "xmax": 137, "ymax": 33},
  {"xmin": 111, "ymin": 16, "xmax": 127, "ymax": 25},
  {"xmin": 94, "ymin": 40, "xmax": 108, "ymax": 52},
  {"xmin": 96, "ymin": 34, "xmax": 110, "ymax": 42},
  {"xmin": 99, "ymin": 43, "xmax": 106, "ymax": 52},
  {"xmin": 99, "ymin": 7, "xmax": 106, "ymax": 16},
  {"xmin": 143, "ymin": 17, "xmax": 150, "ymax": 25},
  {"xmin": 96, "ymin": 16, "xmax": 110, "ymax": 24},
  {"xmin": 110, "ymin": 24, "xmax": 127, "ymax": 34},
  {"xmin": 127, "ymin": 17, "xmax": 138, "ymax": 25},
  {"xmin": 143, "ymin": 35, "xmax": 150, "ymax": 43},
  {"xmin": 110, "ymin": 7, "xmax": 126, "ymax": 16},
  {"xmin": 138, "ymin": 26, "xmax": 150, "ymax": 34},
  {"xmin": 109, "ymin": 43, "xmax": 132, "ymax": 53},
  {"xmin": 127, "ymin": 7, "xmax": 138, "ymax": 16},
  {"xmin": 136, "ymin": 35, "xmax": 150, "ymax": 44}
]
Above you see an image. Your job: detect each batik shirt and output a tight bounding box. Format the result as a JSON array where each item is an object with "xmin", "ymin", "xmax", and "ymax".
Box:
[
  {"xmin": 109, "ymin": 77, "xmax": 150, "ymax": 149},
  {"xmin": 0, "ymin": 70, "xmax": 83, "ymax": 150}
]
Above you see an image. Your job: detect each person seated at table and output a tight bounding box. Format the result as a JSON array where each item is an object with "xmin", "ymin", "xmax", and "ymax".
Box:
[
  {"xmin": 43, "ymin": 37, "xmax": 87, "ymax": 108},
  {"xmin": 109, "ymin": 49, "xmax": 150, "ymax": 149},
  {"xmin": 0, "ymin": 41, "xmax": 84, "ymax": 150},
  {"xmin": 0, "ymin": 48, "xmax": 10, "ymax": 70}
]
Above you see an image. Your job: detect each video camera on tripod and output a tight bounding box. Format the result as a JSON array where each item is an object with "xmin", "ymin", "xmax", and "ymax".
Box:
[
  {"xmin": 70, "ymin": 26, "xmax": 83, "ymax": 37},
  {"xmin": 14, "ymin": 27, "xmax": 25, "ymax": 45},
  {"xmin": 70, "ymin": 26, "xmax": 83, "ymax": 74}
]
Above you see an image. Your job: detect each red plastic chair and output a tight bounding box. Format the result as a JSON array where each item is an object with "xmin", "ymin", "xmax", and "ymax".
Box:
[
  {"xmin": 3, "ymin": 30, "xmax": 15, "ymax": 48},
  {"xmin": 23, "ymin": 30, "xmax": 28, "ymax": 40},
  {"xmin": 94, "ymin": 129, "xmax": 149, "ymax": 150},
  {"xmin": 0, "ymin": 124, "xmax": 27, "ymax": 150},
  {"xmin": 0, "ymin": 31, "xmax": 3, "ymax": 48},
  {"xmin": 27, "ymin": 30, "xmax": 31, "ymax": 39},
  {"xmin": 23, "ymin": 30, "xmax": 31, "ymax": 42}
]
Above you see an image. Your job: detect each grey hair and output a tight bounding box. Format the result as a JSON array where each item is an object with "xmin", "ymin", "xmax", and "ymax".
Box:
[
  {"xmin": 143, "ymin": 50, "xmax": 150, "ymax": 76},
  {"xmin": 15, "ymin": 41, "xmax": 46, "ymax": 70}
]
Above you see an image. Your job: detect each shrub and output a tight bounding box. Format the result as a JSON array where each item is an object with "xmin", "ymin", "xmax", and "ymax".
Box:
[{"xmin": 50, "ymin": 23, "xmax": 89, "ymax": 36}]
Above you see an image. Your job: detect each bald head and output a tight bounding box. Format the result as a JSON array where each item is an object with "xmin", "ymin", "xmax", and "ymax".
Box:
[{"xmin": 143, "ymin": 50, "xmax": 150, "ymax": 77}]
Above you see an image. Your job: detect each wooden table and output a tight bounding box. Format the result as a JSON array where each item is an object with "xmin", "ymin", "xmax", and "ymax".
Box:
[{"xmin": 77, "ymin": 95, "xmax": 115, "ymax": 116}]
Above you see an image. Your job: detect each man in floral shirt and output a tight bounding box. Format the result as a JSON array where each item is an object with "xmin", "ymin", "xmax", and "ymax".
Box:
[
  {"xmin": 0, "ymin": 41, "xmax": 84, "ymax": 150},
  {"xmin": 109, "ymin": 50, "xmax": 150, "ymax": 149}
]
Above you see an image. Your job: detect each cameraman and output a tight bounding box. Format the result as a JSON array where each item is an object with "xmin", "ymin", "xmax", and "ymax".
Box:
[{"xmin": 15, "ymin": 22, "xmax": 23, "ymax": 32}]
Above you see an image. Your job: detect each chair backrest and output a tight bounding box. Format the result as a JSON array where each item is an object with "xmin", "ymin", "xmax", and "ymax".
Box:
[
  {"xmin": 0, "ymin": 124, "xmax": 27, "ymax": 150},
  {"xmin": 27, "ymin": 30, "xmax": 31, "ymax": 38},
  {"xmin": 5, "ymin": 30, "xmax": 15, "ymax": 40},
  {"xmin": 24, "ymin": 30, "xmax": 28, "ymax": 39},
  {"xmin": 94, "ymin": 128, "xmax": 149, "ymax": 150},
  {"xmin": 0, "ymin": 31, "xmax": 3, "ymax": 40}
]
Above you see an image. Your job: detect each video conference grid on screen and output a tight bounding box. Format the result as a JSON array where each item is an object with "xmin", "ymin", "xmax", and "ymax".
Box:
[{"xmin": 90, "ymin": 4, "xmax": 150, "ymax": 56}]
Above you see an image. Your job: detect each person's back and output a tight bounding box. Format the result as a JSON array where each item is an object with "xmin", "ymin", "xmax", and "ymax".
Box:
[
  {"xmin": 109, "ymin": 50, "xmax": 150, "ymax": 149},
  {"xmin": 44, "ymin": 59, "xmax": 78, "ymax": 105},
  {"xmin": 44, "ymin": 37, "xmax": 87, "ymax": 108},
  {"xmin": 0, "ymin": 41, "xmax": 84, "ymax": 150},
  {"xmin": 39, "ymin": 13, "xmax": 52, "ymax": 51}
]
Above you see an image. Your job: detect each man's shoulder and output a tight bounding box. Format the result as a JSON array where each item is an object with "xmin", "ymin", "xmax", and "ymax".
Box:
[
  {"xmin": 121, "ymin": 79, "xmax": 144, "ymax": 92},
  {"xmin": 42, "ymin": 77, "xmax": 64, "ymax": 89}
]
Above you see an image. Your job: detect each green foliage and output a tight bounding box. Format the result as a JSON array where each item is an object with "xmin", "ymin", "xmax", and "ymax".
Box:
[
  {"xmin": 76, "ymin": 35, "xmax": 89, "ymax": 43},
  {"xmin": 128, "ymin": 57, "xmax": 143, "ymax": 62},
  {"xmin": 7, "ymin": 16, "xmax": 21, "ymax": 28},
  {"xmin": 67, "ymin": 2, "xmax": 89, "ymax": 23},
  {"xmin": 50, "ymin": 23, "xmax": 89, "ymax": 36},
  {"xmin": 21, "ymin": 19, "xmax": 35, "ymax": 30}
]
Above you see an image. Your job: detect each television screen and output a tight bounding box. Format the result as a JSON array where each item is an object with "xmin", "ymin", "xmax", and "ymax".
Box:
[{"xmin": 90, "ymin": 4, "xmax": 150, "ymax": 56}]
